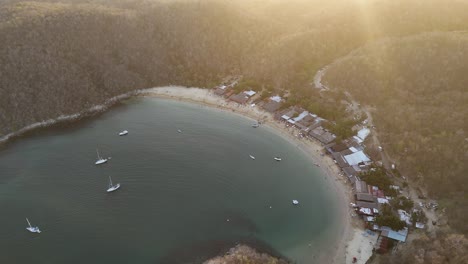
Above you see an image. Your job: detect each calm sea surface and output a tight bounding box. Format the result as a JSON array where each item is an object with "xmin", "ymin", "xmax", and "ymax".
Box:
[{"xmin": 0, "ymin": 98, "xmax": 341, "ymax": 264}]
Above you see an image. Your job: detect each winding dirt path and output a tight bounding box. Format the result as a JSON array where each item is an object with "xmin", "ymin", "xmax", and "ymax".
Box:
[{"xmin": 311, "ymin": 44, "xmax": 442, "ymax": 260}]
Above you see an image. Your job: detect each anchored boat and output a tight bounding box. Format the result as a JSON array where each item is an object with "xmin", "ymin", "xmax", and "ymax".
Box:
[
  {"xmin": 95, "ymin": 149, "xmax": 108, "ymax": 165},
  {"xmin": 106, "ymin": 176, "xmax": 121, "ymax": 193},
  {"xmin": 26, "ymin": 218, "xmax": 41, "ymax": 233}
]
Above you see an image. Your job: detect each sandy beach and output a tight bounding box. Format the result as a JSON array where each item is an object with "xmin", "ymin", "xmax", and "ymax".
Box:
[{"xmin": 138, "ymin": 86, "xmax": 376, "ymax": 263}]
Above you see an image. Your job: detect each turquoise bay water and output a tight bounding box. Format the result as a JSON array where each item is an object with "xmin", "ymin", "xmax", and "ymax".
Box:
[{"xmin": 0, "ymin": 98, "xmax": 340, "ymax": 263}]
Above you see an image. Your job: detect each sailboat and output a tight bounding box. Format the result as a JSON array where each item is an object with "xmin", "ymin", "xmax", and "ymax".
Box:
[
  {"xmin": 106, "ymin": 176, "xmax": 120, "ymax": 193},
  {"xmin": 95, "ymin": 149, "xmax": 108, "ymax": 165},
  {"xmin": 26, "ymin": 218, "xmax": 41, "ymax": 233}
]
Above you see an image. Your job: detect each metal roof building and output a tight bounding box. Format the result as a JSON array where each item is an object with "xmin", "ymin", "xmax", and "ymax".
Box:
[
  {"xmin": 344, "ymin": 151, "xmax": 371, "ymax": 166},
  {"xmin": 380, "ymin": 227, "xmax": 408, "ymax": 242}
]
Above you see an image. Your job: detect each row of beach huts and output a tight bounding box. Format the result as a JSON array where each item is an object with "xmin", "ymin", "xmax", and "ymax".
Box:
[{"xmin": 212, "ymin": 81, "xmax": 425, "ymax": 254}]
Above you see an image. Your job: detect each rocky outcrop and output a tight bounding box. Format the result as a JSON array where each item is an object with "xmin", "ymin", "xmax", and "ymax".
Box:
[{"xmin": 204, "ymin": 245, "xmax": 289, "ymax": 264}]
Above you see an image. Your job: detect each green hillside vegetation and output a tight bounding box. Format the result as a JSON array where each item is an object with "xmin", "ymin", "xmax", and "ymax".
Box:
[
  {"xmin": 323, "ymin": 32, "xmax": 468, "ymax": 234},
  {"xmin": 4, "ymin": 0, "xmax": 468, "ymax": 137},
  {"xmin": 0, "ymin": 0, "xmax": 269, "ymax": 135}
]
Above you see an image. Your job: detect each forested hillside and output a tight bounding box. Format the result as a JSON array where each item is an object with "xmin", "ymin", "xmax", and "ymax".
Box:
[
  {"xmin": 4, "ymin": 0, "xmax": 468, "ymax": 137},
  {"xmin": 323, "ymin": 32, "xmax": 468, "ymax": 232},
  {"xmin": 0, "ymin": 0, "xmax": 269, "ymax": 135},
  {"xmin": 323, "ymin": 32, "xmax": 468, "ymax": 263}
]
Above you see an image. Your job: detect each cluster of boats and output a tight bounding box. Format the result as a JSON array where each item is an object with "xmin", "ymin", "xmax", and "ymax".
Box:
[
  {"xmin": 248, "ymin": 155, "xmax": 282, "ymax": 162},
  {"xmin": 96, "ymin": 129, "xmax": 132, "ymax": 192},
  {"xmin": 26, "ymin": 129, "xmax": 129, "ymax": 234},
  {"xmin": 25, "ymin": 124, "xmax": 299, "ymax": 234},
  {"xmin": 95, "ymin": 147, "xmax": 120, "ymax": 193}
]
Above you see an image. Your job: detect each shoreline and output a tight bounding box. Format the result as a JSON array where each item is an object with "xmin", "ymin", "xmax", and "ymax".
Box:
[
  {"xmin": 0, "ymin": 90, "xmax": 140, "ymax": 145},
  {"xmin": 1, "ymin": 86, "xmax": 371, "ymax": 263},
  {"xmin": 138, "ymin": 87, "xmax": 371, "ymax": 263}
]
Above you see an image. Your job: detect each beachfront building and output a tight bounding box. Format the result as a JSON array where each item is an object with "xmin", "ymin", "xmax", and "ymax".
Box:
[
  {"xmin": 308, "ymin": 126, "xmax": 336, "ymax": 144},
  {"xmin": 262, "ymin": 95, "xmax": 283, "ymax": 113},
  {"xmin": 356, "ymin": 193, "xmax": 378, "ymax": 203},
  {"xmin": 276, "ymin": 107, "xmax": 299, "ymax": 122},
  {"xmin": 379, "ymin": 226, "xmax": 408, "ymax": 243},
  {"xmin": 355, "ymin": 180, "xmax": 369, "ymax": 194},
  {"xmin": 214, "ymin": 85, "xmax": 229, "ymax": 96},
  {"xmin": 275, "ymin": 107, "xmax": 327, "ymax": 136},
  {"xmin": 229, "ymin": 93, "xmax": 249, "ymax": 104},
  {"xmin": 228, "ymin": 90, "xmax": 257, "ymax": 104},
  {"xmin": 343, "ymin": 150, "xmax": 371, "ymax": 167},
  {"xmin": 326, "ymin": 139, "xmax": 373, "ymax": 183},
  {"xmin": 286, "ymin": 110, "xmax": 310, "ymax": 127},
  {"xmin": 342, "ymin": 166, "xmax": 359, "ymax": 183},
  {"xmin": 298, "ymin": 115, "xmax": 320, "ymax": 130}
]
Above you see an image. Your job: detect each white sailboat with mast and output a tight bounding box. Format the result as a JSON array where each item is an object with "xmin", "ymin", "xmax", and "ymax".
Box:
[
  {"xmin": 25, "ymin": 218, "xmax": 41, "ymax": 233},
  {"xmin": 95, "ymin": 149, "xmax": 108, "ymax": 165},
  {"xmin": 106, "ymin": 176, "xmax": 120, "ymax": 193}
]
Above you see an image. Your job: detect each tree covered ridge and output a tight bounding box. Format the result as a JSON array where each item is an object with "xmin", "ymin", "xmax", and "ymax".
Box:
[
  {"xmin": 4, "ymin": 0, "xmax": 468, "ymax": 136},
  {"xmin": 323, "ymin": 32, "xmax": 468, "ymax": 235},
  {"xmin": 0, "ymin": 0, "xmax": 270, "ymax": 135}
]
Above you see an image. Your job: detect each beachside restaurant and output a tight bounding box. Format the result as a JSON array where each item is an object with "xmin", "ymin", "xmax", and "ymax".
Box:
[{"xmin": 228, "ymin": 90, "xmax": 257, "ymax": 104}]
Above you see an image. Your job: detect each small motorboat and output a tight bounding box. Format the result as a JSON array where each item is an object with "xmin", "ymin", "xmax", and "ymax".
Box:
[
  {"xmin": 249, "ymin": 155, "xmax": 256, "ymax": 160},
  {"xmin": 106, "ymin": 176, "xmax": 121, "ymax": 193},
  {"xmin": 177, "ymin": 129, "xmax": 182, "ymax": 133},
  {"xmin": 252, "ymin": 123, "xmax": 259, "ymax": 128},
  {"xmin": 26, "ymin": 218, "xmax": 41, "ymax": 233},
  {"xmin": 292, "ymin": 200, "xmax": 299, "ymax": 205},
  {"xmin": 119, "ymin": 130, "xmax": 128, "ymax": 136},
  {"xmin": 274, "ymin": 157, "xmax": 282, "ymax": 161},
  {"xmin": 95, "ymin": 149, "xmax": 108, "ymax": 165}
]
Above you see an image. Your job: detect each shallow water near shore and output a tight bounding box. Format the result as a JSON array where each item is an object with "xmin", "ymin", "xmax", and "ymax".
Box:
[{"xmin": 0, "ymin": 97, "xmax": 341, "ymax": 263}]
